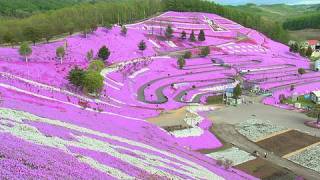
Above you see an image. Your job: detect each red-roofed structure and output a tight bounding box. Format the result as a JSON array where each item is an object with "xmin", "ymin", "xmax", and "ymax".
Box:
[{"xmin": 308, "ymin": 40, "xmax": 318, "ymax": 46}]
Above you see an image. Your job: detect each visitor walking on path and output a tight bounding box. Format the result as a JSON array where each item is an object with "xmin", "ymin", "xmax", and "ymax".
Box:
[{"xmin": 264, "ymin": 152, "xmax": 268, "ymax": 158}]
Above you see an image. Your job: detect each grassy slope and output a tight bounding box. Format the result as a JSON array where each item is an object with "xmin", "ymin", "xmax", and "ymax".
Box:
[
  {"xmin": 230, "ymin": 4, "xmax": 319, "ymax": 23},
  {"xmin": 230, "ymin": 4, "xmax": 320, "ymax": 41}
]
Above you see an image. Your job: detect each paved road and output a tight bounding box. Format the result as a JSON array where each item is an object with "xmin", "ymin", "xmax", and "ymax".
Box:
[
  {"xmin": 212, "ymin": 123, "xmax": 320, "ymax": 180},
  {"xmin": 208, "ymin": 99, "xmax": 320, "ymax": 137}
]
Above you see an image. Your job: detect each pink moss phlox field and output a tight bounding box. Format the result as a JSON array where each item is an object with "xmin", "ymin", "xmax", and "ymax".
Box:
[{"xmin": 1, "ymin": 10, "xmax": 314, "ymax": 179}]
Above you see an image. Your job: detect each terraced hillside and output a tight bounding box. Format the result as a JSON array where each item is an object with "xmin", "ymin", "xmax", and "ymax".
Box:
[{"xmin": 0, "ymin": 11, "xmax": 316, "ymax": 179}]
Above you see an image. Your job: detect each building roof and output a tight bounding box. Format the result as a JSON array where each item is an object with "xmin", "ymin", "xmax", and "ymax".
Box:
[
  {"xmin": 225, "ymin": 88, "xmax": 234, "ymax": 93},
  {"xmin": 308, "ymin": 40, "xmax": 318, "ymax": 46},
  {"xmin": 311, "ymin": 90, "xmax": 320, "ymax": 97}
]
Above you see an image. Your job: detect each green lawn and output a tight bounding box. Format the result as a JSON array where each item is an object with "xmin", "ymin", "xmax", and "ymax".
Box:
[{"xmin": 283, "ymin": 95, "xmax": 315, "ymax": 108}]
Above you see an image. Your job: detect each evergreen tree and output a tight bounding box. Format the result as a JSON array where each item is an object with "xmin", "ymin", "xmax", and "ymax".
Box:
[
  {"xmin": 56, "ymin": 46, "xmax": 65, "ymax": 64},
  {"xmin": 177, "ymin": 56, "xmax": 186, "ymax": 69},
  {"xmin": 165, "ymin": 25, "xmax": 173, "ymax": 39},
  {"xmin": 189, "ymin": 30, "xmax": 196, "ymax": 42},
  {"xmin": 98, "ymin": 46, "xmax": 110, "ymax": 62},
  {"xmin": 67, "ymin": 66, "xmax": 85, "ymax": 87},
  {"xmin": 233, "ymin": 84, "xmax": 242, "ymax": 103},
  {"xmin": 19, "ymin": 42, "xmax": 32, "ymax": 62},
  {"xmin": 138, "ymin": 40, "xmax": 147, "ymax": 53},
  {"xmin": 198, "ymin": 29, "xmax": 205, "ymax": 41},
  {"xmin": 180, "ymin": 31, "xmax": 187, "ymax": 40}
]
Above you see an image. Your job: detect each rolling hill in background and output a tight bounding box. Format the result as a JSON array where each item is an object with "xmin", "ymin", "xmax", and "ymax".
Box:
[{"xmin": 230, "ymin": 3, "xmax": 320, "ymax": 41}]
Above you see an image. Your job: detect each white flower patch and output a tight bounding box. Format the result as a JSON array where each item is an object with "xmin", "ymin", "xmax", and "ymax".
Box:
[
  {"xmin": 236, "ymin": 118, "xmax": 287, "ymax": 142},
  {"xmin": 170, "ymin": 127, "xmax": 203, "ymax": 138},
  {"xmin": 0, "ymin": 72, "xmax": 118, "ymax": 107},
  {"xmin": 287, "ymin": 144, "xmax": 320, "ymax": 173},
  {"xmin": 165, "ymin": 41, "xmax": 178, "ymax": 48},
  {"xmin": 173, "ymin": 83, "xmax": 190, "ymax": 89},
  {"xmin": 148, "ymin": 39, "xmax": 161, "ymax": 48},
  {"xmin": 0, "ymin": 108, "xmax": 224, "ymax": 180},
  {"xmin": 206, "ymin": 147, "xmax": 256, "ymax": 166},
  {"xmin": 170, "ymin": 105, "xmax": 215, "ymax": 138},
  {"xmin": 128, "ymin": 68, "xmax": 149, "ymax": 79},
  {"xmin": 200, "ymin": 81, "xmax": 239, "ymax": 92},
  {"xmin": 170, "ymin": 104, "xmax": 214, "ymax": 138}
]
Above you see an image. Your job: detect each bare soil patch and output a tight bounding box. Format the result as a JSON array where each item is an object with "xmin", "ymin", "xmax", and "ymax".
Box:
[
  {"xmin": 236, "ymin": 158, "xmax": 298, "ymax": 180},
  {"xmin": 256, "ymin": 130, "xmax": 320, "ymax": 156},
  {"xmin": 147, "ymin": 107, "xmax": 188, "ymax": 127}
]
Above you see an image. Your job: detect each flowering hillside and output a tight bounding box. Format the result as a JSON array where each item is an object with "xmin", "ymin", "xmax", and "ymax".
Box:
[{"xmin": 0, "ymin": 11, "xmax": 315, "ymax": 179}]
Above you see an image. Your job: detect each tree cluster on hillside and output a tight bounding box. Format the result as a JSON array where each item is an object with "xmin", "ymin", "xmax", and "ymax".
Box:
[
  {"xmin": 0, "ymin": 0, "xmax": 162, "ymax": 45},
  {"xmin": 289, "ymin": 41, "xmax": 313, "ymax": 58},
  {"xmin": 68, "ymin": 60, "xmax": 105, "ymax": 95},
  {"xmin": 0, "ymin": 0, "xmax": 87, "ymax": 18},
  {"xmin": 283, "ymin": 13, "xmax": 320, "ymax": 30}
]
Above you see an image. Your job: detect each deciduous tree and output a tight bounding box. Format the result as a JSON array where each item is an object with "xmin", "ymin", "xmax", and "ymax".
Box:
[
  {"xmin": 19, "ymin": 42, "xmax": 32, "ymax": 62},
  {"xmin": 56, "ymin": 46, "xmax": 65, "ymax": 64}
]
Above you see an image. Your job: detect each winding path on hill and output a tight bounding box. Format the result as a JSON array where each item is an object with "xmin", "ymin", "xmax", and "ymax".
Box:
[{"xmin": 212, "ymin": 123, "xmax": 320, "ymax": 180}]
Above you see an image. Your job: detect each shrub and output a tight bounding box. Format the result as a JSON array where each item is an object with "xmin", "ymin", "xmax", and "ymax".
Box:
[
  {"xmin": 98, "ymin": 45, "xmax": 110, "ymax": 61},
  {"xmin": 177, "ymin": 56, "xmax": 186, "ymax": 69},
  {"xmin": 298, "ymin": 68, "xmax": 306, "ymax": 75},
  {"xmin": 200, "ymin": 46, "xmax": 210, "ymax": 57},
  {"xmin": 88, "ymin": 60, "xmax": 105, "ymax": 72},
  {"xmin": 183, "ymin": 51, "xmax": 192, "ymax": 59},
  {"xmin": 138, "ymin": 40, "xmax": 147, "ymax": 51},
  {"xmin": 279, "ymin": 94, "xmax": 286, "ymax": 104},
  {"xmin": 121, "ymin": 26, "xmax": 127, "ymax": 35}
]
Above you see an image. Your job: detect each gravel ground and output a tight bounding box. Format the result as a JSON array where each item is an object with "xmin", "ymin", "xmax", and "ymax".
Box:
[
  {"xmin": 208, "ymin": 99, "xmax": 320, "ymax": 138},
  {"xmin": 206, "ymin": 147, "xmax": 256, "ymax": 166},
  {"xmin": 287, "ymin": 144, "xmax": 320, "ymax": 173},
  {"xmin": 236, "ymin": 118, "xmax": 287, "ymax": 142}
]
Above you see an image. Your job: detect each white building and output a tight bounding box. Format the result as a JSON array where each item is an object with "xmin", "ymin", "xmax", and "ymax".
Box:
[{"xmin": 310, "ymin": 90, "xmax": 320, "ymax": 104}]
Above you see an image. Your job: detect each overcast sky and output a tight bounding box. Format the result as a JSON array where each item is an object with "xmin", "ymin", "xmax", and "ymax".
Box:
[{"xmin": 213, "ymin": 0, "xmax": 320, "ymax": 5}]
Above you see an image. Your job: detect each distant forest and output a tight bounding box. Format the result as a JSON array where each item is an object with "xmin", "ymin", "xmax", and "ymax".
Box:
[
  {"xmin": 283, "ymin": 13, "xmax": 320, "ymax": 30},
  {"xmin": 0, "ymin": 0, "xmax": 289, "ymax": 45},
  {"xmin": 0, "ymin": 0, "xmax": 91, "ymax": 18}
]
